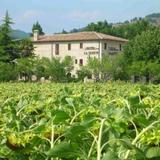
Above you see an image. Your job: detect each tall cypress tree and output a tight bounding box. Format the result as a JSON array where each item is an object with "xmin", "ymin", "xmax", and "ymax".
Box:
[
  {"xmin": 32, "ymin": 21, "xmax": 44, "ymax": 35},
  {"xmin": 0, "ymin": 11, "xmax": 16, "ymax": 62}
]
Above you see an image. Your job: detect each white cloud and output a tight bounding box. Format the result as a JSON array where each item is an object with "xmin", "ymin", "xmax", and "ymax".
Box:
[
  {"xmin": 13, "ymin": 10, "xmax": 45, "ymax": 32},
  {"xmin": 0, "ymin": 10, "xmax": 5, "ymax": 22},
  {"xmin": 67, "ymin": 10, "xmax": 103, "ymax": 21},
  {"xmin": 22, "ymin": 10, "xmax": 44, "ymax": 20}
]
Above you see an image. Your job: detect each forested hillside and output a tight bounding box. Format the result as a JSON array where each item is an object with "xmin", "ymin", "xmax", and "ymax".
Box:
[
  {"xmin": 69, "ymin": 13, "xmax": 160, "ymax": 40},
  {"xmin": 10, "ymin": 30, "xmax": 30, "ymax": 39},
  {"xmin": 145, "ymin": 13, "xmax": 160, "ymax": 26}
]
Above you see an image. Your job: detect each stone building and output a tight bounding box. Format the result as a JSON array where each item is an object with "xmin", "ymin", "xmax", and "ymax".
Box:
[{"xmin": 33, "ymin": 31, "xmax": 128, "ymax": 75}]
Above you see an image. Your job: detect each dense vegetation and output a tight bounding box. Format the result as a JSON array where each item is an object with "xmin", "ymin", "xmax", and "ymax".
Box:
[
  {"xmin": 145, "ymin": 13, "xmax": 160, "ymax": 26},
  {"xmin": 0, "ymin": 82, "xmax": 160, "ymax": 159},
  {"xmin": 83, "ymin": 19, "xmax": 153, "ymax": 40},
  {"xmin": 0, "ymin": 11, "xmax": 160, "ymax": 83},
  {"xmin": 32, "ymin": 21, "xmax": 44, "ymax": 35},
  {"xmin": 69, "ymin": 13, "xmax": 160, "ymax": 40}
]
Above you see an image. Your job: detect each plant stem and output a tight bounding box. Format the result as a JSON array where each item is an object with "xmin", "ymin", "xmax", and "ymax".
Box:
[
  {"xmin": 70, "ymin": 109, "xmax": 85, "ymax": 125},
  {"xmin": 51, "ymin": 122, "xmax": 55, "ymax": 160},
  {"xmin": 97, "ymin": 119, "xmax": 106, "ymax": 160},
  {"xmin": 124, "ymin": 120, "xmax": 160, "ymax": 159},
  {"xmin": 88, "ymin": 136, "xmax": 97, "ymax": 159},
  {"xmin": 51, "ymin": 124, "xmax": 54, "ymax": 148}
]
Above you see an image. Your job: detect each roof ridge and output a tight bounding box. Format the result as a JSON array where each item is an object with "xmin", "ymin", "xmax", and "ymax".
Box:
[
  {"xmin": 94, "ymin": 32, "xmax": 103, "ymax": 39},
  {"xmin": 33, "ymin": 31, "xmax": 128, "ymax": 42}
]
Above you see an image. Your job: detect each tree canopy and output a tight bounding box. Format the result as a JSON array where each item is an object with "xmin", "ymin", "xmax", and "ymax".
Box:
[
  {"xmin": 0, "ymin": 11, "xmax": 16, "ymax": 62},
  {"xmin": 83, "ymin": 19, "xmax": 153, "ymax": 40},
  {"xmin": 123, "ymin": 28, "xmax": 160, "ymax": 80},
  {"xmin": 32, "ymin": 21, "xmax": 44, "ymax": 35}
]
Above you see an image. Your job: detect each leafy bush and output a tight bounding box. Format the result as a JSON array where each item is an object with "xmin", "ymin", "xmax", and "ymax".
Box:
[
  {"xmin": 0, "ymin": 62, "xmax": 17, "ymax": 81},
  {"xmin": 124, "ymin": 28, "xmax": 160, "ymax": 81}
]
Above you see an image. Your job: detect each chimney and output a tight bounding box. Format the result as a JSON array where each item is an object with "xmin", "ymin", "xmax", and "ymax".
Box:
[{"xmin": 33, "ymin": 30, "xmax": 39, "ymax": 41}]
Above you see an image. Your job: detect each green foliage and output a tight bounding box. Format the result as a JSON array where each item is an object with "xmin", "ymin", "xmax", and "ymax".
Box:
[
  {"xmin": 15, "ymin": 39, "xmax": 35, "ymax": 58},
  {"xmin": 82, "ymin": 19, "xmax": 153, "ymax": 40},
  {"xmin": 46, "ymin": 57, "xmax": 71, "ymax": 82},
  {"xmin": 0, "ymin": 62, "xmax": 17, "ymax": 81},
  {"xmin": 85, "ymin": 20, "xmax": 112, "ymax": 35},
  {"xmin": 87, "ymin": 57, "xmax": 101, "ymax": 75},
  {"xmin": 146, "ymin": 147, "xmax": 160, "ymax": 159},
  {"xmin": 86, "ymin": 54, "xmax": 128, "ymax": 80},
  {"xmin": 47, "ymin": 142, "xmax": 80, "ymax": 158},
  {"xmin": 34, "ymin": 57, "xmax": 50, "ymax": 80},
  {"xmin": 0, "ymin": 11, "xmax": 17, "ymax": 62},
  {"xmin": 34, "ymin": 56, "xmax": 74, "ymax": 82},
  {"xmin": 124, "ymin": 28, "xmax": 160, "ymax": 80},
  {"xmin": 32, "ymin": 21, "xmax": 44, "ymax": 35},
  {"xmin": 124, "ymin": 28, "xmax": 160, "ymax": 62},
  {"xmin": 77, "ymin": 66, "xmax": 92, "ymax": 81},
  {"xmin": 0, "ymin": 82, "xmax": 160, "ymax": 159},
  {"xmin": 145, "ymin": 13, "xmax": 160, "ymax": 26},
  {"xmin": 112, "ymin": 19, "xmax": 153, "ymax": 40},
  {"xmin": 0, "ymin": 11, "xmax": 34, "ymax": 61},
  {"xmin": 16, "ymin": 57, "xmax": 36, "ymax": 81},
  {"xmin": 62, "ymin": 55, "xmax": 74, "ymax": 74}
]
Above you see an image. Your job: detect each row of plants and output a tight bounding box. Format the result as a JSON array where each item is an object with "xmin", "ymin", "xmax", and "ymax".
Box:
[
  {"xmin": 0, "ymin": 56, "xmax": 74, "ymax": 82},
  {"xmin": 0, "ymin": 82, "xmax": 160, "ymax": 159}
]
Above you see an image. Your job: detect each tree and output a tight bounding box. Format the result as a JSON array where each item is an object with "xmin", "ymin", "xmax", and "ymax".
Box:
[
  {"xmin": 0, "ymin": 11, "xmax": 17, "ymax": 62},
  {"xmin": 15, "ymin": 39, "xmax": 35, "ymax": 58},
  {"xmin": 85, "ymin": 53, "xmax": 128, "ymax": 81},
  {"xmin": 87, "ymin": 57, "xmax": 101, "ymax": 76},
  {"xmin": 34, "ymin": 57, "xmax": 50, "ymax": 80},
  {"xmin": 112, "ymin": 19, "xmax": 153, "ymax": 39},
  {"xmin": 62, "ymin": 56, "xmax": 74, "ymax": 74},
  {"xmin": 34, "ymin": 56, "xmax": 74, "ymax": 82},
  {"xmin": 77, "ymin": 66, "xmax": 92, "ymax": 81},
  {"xmin": 32, "ymin": 21, "xmax": 44, "ymax": 35},
  {"xmin": 124, "ymin": 28, "xmax": 160, "ymax": 81},
  {"xmin": 16, "ymin": 57, "xmax": 36, "ymax": 81},
  {"xmin": 84, "ymin": 20, "xmax": 112, "ymax": 35},
  {"xmin": 78, "ymin": 18, "xmax": 154, "ymax": 40},
  {"xmin": 0, "ymin": 62, "xmax": 17, "ymax": 81}
]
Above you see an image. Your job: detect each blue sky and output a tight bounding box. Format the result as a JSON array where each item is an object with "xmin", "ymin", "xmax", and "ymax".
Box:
[{"xmin": 0, "ymin": 0, "xmax": 160, "ymax": 34}]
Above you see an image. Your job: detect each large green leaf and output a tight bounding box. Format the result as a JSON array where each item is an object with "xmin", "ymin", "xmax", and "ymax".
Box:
[
  {"xmin": 33, "ymin": 118, "xmax": 48, "ymax": 133},
  {"xmin": 102, "ymin": 151, "xmax": 118, "ymax": 160},
  {"xmin": 46, "ymin": 142, "xmax": 80, "ymax": 158},
  {"xmin": 65, "ymin": 124, "xmax": 87, "ymax": 139},
  {"xmin": 146, "ymin": 147, "xmax": 160, "ymax": 159},
  {"xmin": 51, "ymin": 110, "xmax": 70, "ymax": 124},
  {"xmin": 65, "ymin": 98, "xmax": 74, "ymax": 107}
]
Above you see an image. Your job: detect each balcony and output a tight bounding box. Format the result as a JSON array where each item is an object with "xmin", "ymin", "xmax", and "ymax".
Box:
[{"xmin": 108, "ymin": 47, "xmax": 121, "ymax": 55}]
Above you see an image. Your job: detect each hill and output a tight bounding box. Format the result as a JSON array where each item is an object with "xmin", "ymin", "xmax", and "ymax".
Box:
[
  {"xmin": 10, "ymin": 30, "xmax": 30, "ymax": 40},
  {"xmin": 145, "ymin": 13, "xmax": 160, "ymax": 26}
]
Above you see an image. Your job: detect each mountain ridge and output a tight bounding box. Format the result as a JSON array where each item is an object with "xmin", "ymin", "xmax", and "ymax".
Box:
[{"xmin": 11, "ymin": 12, "xmax": 160, "ymax": 39}]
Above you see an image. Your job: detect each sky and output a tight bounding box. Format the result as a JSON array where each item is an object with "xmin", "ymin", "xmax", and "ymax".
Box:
[{"xmin": 0, "ymin": 0, "xmax": 160, "ymax": 34}]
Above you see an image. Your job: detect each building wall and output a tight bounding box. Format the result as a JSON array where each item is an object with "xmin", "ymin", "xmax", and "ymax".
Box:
[
  {"xmin": 34, "ymin": 41, "xmax": 100, "ymax": 74},
  {"xmin": 34, "ymin": 43, "xmax": 53, "ymax": 58},
  {"xmin": 33, "ymin": 40, "xmax": 126, "ymax": 75}
]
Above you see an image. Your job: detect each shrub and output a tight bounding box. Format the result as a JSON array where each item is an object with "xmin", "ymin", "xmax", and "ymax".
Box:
[{"xmin": 0, "ymin": 62, "xmax": 17, "ymax": 82}]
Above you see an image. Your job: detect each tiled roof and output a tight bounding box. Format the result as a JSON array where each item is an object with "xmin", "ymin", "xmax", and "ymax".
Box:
[{"xmin": 33, "ymin": 32, "xmax": 128, "ymax": 42}]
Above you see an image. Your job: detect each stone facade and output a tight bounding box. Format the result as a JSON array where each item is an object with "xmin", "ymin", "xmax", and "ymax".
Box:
[{"xmin": 33, "ymin": 31, "xmax": 128, "ymax": 75}]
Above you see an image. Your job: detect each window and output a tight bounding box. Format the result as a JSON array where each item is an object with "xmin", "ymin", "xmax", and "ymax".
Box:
[
  {"xmin": 55, "ymin": 44, "xmax": 59, "ymax": 55},
  {"xmin": 75, "ymin": 59, "xmax": 78, "ymax": 64},
  {"xmin": 80, "ymin": 43, "xmax": 83, "ymax": 49},
  {"xmin": 68, "ymin": 43, "xmax": 71, "ymax": 50},
  {"xmin": 79, "ymin": 59, "xmax": 83, "ymax": 66},
  {"xmin": 104, "ymin": 43, "xmax": 107, "ymax": 50},
  {"xmin": 119, "ymin": 44, "xmax": 122, "ymax": 51}
]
